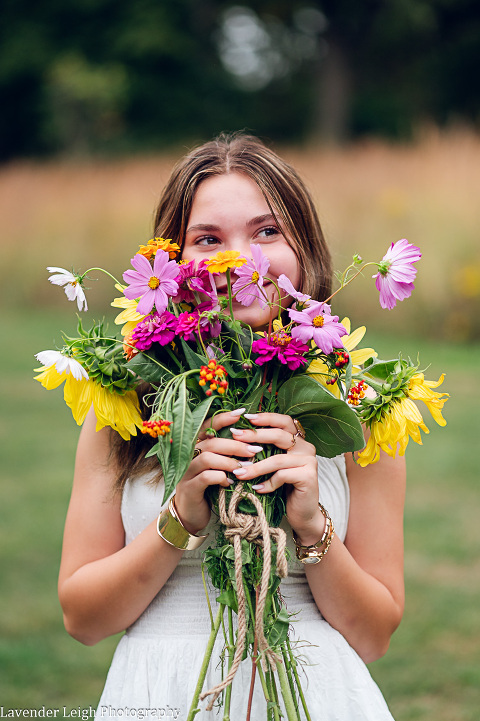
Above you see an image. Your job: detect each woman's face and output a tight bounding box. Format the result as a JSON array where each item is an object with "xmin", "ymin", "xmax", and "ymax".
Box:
[{"xmin": 182, "ymin": 172, "xmax": 301, "ymax": 331}]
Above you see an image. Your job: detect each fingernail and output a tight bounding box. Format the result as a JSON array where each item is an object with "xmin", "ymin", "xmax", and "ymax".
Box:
[
  {"xmin": 238, "ymin": 461, "xmax": 253, "ymax": 467},
  {"xmin": 244, "ymin": 413, "xmax": 259, "ymax": 420},
  {"xmin": 230, "ymin": 427, "xmax": 244, "ymax": 435},
  {"xmin": 247, "ymin": 445, "xmax": 263, "ymax": 453},
  {"xmin": 252, "ymin": 484, "xmax": 264, "ymax": 491},
  {"xmin": 233, "ymin": 467, "xmax": 247, "ymax": 477},
  {"xmin": 227, "ymin": 479, "xmax": 235, "ymax": 485},
  {"xmin": 231, "ymin": 408, "xmax": 246, "ymax": 417}
]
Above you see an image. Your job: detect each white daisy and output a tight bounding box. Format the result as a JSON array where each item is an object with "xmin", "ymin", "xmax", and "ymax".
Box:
[
  {"xmin": 35, "ymin": 350, "xmax": 89, "ymax": 380},
  {"xmin": 47, "ymin": 266, "xmax": 88, "ymax": 311}
]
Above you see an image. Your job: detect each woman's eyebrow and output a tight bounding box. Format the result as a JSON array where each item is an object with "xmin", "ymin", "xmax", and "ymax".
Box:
[
  {"xmin": 247, "ymin": 213, "xmax": 278, "ymax": 227},
  {"xmin": 186, "ymin": 223, "xmax": 221, "ymax": 233}
]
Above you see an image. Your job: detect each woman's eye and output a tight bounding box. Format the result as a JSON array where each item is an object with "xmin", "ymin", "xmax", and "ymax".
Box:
[
  {"xmin": 195, "ymin": 236, "xmax": 220, "ymax": 247},
  {"xmin": 256, "ymin": 226, "xmax": 280, "ymax": 239}
]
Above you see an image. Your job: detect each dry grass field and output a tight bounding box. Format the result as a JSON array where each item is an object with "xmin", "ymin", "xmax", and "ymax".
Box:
[{"xmin": 1, "ymin": 127, "xmax": 479, "ymax": 339}]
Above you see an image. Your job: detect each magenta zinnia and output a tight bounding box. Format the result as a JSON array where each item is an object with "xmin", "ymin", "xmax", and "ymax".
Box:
[
  {"xmin": 252, "ymin": 331, "xmax": 309, "ymax": 370},
  {"xmin": 373, "ymin": 238, "xmax": 421, "ymax": 310},
  {"xmin": 173, "ymin": 259, "xmax": 218, "ymax": 304},
  {"xmin": 123, "ymin": 250, "xmax": 179, "ymax": 316},
  {"xmin": 131, "ymin": 311, "xmax": 178, "ymax": 351},
  {"xmin": 289, "ymin": 302, "xmax": 347, "ymax": 354},
  {"xmin": 231, "ymin": 244, "xmax": 270, "ymax": 308}
]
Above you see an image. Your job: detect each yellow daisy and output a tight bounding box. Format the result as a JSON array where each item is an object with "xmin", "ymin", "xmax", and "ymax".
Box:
[
  {"xmin": 35, "ymin": 365, "xmax": 143, "ymax": 441},
  {"xmin": 357, "ymin": 373, "xmax": 448, "ymax": 467},
  {"xmin": 111, "ymin": 284, "xmax": 146, "ymax": 336},
  {"xmin": 204, "ymin": 251, "xmax": 247, "ymax": 273}
]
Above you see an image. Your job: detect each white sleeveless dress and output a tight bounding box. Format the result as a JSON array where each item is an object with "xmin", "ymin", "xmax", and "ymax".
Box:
[{"xmin": 96, "ymin": 456, "xmax": 395, "ymax": 720}]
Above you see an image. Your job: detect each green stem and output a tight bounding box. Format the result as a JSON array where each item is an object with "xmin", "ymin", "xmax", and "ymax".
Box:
[
  {"xmin": 201, "ymin": 563, "xmax": 214, "ymax": 630},
  {"xmin": 280, "ymin": 644, "xmax": 299, "ymax": 717},
  {"xmin": 286, "ymin": 638, "xmax": 312, "ymax": 721},
  {"xmin": 222, "ymin": 607, "xmax": 235, "ymax": 721},
  {"xmin": 265, "ymin": 669, "xmax": 280, "ymax": 721},
  {"xmin": 81, "ymin": 267, "xmax": 121, "ymax": 286},
  {"xmin": 324, "ymin": 261, "xmax": 377, "ymax": 306},
  {"xmin": 186, "ymin": 604, "xmax": 225, "ymax": 721},
  {"xmin": 276, "ymin": 656, "xmax": 301, "ymax": 721}
]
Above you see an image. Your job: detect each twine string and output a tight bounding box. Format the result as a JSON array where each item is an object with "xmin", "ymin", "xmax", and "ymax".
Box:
[{"xmin": 200, "ymin": 484, "xmax": 288, "ymax": 710}]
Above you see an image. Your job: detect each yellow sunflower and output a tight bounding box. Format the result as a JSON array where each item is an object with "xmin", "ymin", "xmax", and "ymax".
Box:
[
  {"xmin": 357, "ymin": 373, "xmax": 448, "ymax": 467},
  {"xmin": 204, "ymin": 251, "xmax": 247, "ymax": 273},
  {"xmin": 35, "ymin": 365, "xmax": 143, "ymax": 441},
  {"xmin": 307, "ymin": 317, "xmax": 377, "ymax": 398},
  {"xmin": 111, "ymin": 283, "xmax": 146, "ymax": 336}
]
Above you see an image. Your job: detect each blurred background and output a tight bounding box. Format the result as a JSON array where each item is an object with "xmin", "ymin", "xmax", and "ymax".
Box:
[{"xmin": 0, "ymin": 1, "xmax": 479, "ymax": 719}]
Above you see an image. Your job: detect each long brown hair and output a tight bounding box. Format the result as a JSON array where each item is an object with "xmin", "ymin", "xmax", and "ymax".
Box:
[{"xmin": 113, "ymin": 132, "xmax": 332, "ymax": 489}]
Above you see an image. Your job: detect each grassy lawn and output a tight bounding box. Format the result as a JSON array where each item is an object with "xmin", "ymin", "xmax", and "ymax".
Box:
[{"xmin": 1, "ymin": 308, "xmax": 478, "ymax": 718}]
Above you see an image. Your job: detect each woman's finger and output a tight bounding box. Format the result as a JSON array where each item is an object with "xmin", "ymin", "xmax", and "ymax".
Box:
[
  {"xmin": 196, "ymin": 436, "xmax": 263, "ymax": 459},
  {"xmin": 197, "ymin": 407, "xmax": 246, "ymax": 439},
  {"xmin": 230, "ymin": 426, "xmax": 314, "ymax": 454},
  {"xmin": 231, "ymin": 453, "xmax": 317, "ymax": 490}
]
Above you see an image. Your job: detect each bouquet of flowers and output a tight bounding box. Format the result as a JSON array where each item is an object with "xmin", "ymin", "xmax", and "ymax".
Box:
[{"xmin": 35, "ymin": 237, "xmax": 448, "ymax": 721}]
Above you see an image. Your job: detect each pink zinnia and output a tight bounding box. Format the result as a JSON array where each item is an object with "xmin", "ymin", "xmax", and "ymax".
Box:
[
  {"xmin": 373, "ymin": 239, "xmax": 421, "ymax": 310},
  {"xmin": 173, "ymin": 259, "xmax": 218, "ymax": 304},
  {"xmin": 252, "ymin": 332, "xmax": 309, "ymax": 370},
  {"xmin": 289, "ymin": 302, "xmax": 347, "ymax": 354},
  {"xmin": 231, "ymin": 244, "xmax": 270, "ymax": 308},
  {"xmin": 131, "ymin": 311, "xmax": 178, "ymax": 351},
  {"xmin": 123, "ymin": 251, "xmax": 179, "ymax": 315},
  {"xmin": 176, "ymin": 302, "xmax": 221, "ymax": 341}
]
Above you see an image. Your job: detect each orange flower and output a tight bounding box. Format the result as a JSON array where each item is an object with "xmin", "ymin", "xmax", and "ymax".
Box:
[{"xmin": 138, "ymin": 237, "xmax": 181, "ymax": 260}]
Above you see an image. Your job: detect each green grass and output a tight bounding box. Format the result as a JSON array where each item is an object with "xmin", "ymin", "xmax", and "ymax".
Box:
[{"xmin": 1, "ymin": 309, "xmax": 479, "ymax": 718}]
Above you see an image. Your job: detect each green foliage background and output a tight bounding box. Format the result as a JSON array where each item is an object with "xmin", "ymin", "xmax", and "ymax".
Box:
[{"xmin": 1, "ymin": 307, "xmax": 479, "ymax": 720}]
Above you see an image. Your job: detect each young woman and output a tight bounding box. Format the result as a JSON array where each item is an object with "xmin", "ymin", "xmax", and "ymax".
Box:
[{"xmin": 58, "ymin": 133, "xmax": 405, "ymax": 719}]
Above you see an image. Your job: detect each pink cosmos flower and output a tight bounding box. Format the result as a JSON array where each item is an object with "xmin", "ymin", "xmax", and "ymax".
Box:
[
  {"xmin": 231, "ymin": 244, "xmax": 270, "ymax": 308},
  {"xmin": 131, "ymin": 311, "xmax": 178, "ymax": 351},
  {"xmin": 277, "ymin": 274, "xmax": 312, "ymax": 306},
  {"xmin": 123, "ymin": 251, "xmax": 179, "ymax": 316},
  {"xmin": 373, "ymin": 239, "xmax": 421, "ymax": 310},
  {"xmin": 176, "ymin": 302, "xmax": 221, "ymax": 341},
  {"xmin": 289, "ymin": 302, "xmax": 347, "ymax": 354},
  {"xmin": 173, "ymin": 259, "xmax": 218, "ymax": 304},
  {"xmin": 252, "ymin": 332, "xmax": 309, "ymax": 370}
]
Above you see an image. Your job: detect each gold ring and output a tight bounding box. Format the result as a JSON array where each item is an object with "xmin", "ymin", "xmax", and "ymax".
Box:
[
  {"xmin": 285, "ymin": 433, "xmax": 297, "ymax": 452},
  {"xmin": 193, "ymin": 448, "xmax": 202, "ymax": 459},
  {"xmin": 292, "ymin": 418, "xmax": 306, "ymax": 439}
]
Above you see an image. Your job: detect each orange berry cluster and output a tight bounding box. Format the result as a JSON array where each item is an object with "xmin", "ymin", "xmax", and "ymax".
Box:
[
  {"xmin": 199, "ymin": 359, "xmax": 229, "ymax": 396},
  {"xmin": 334, "ymin": 350, "xmax": 350, "ymax": 368},
  {"xmin": 141, "ymin": 419, "xmax": 172, "ymax": 438},
  {"xmin": 348, "ymin": 381, "xmax": 368, "ymax": 406}
]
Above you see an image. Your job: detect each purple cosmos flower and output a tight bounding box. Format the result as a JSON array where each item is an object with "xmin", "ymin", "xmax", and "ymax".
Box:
[
  {"xmin": 373, "ymin": 239, "xmax": 422, "ymax": 310},
  {"xmin": 176, "ymin": 302, "xmax": 222, "ymax": 341},
  {"xmin": 277, "ymin": 274, "xmax": 312, "ymax": 306},
  {"xmin": 131, "ymin": 311, "xmax": 178, "ymax": 351},
  {"xmin": 123, "ymin": 251, "xmax": 179, "ymax": 316},
  {"xmin": 289, "ymin": 302, "xmax": 347, "ymax": 354},
  {"xmin": 231, "ymin": 244, "xmax": 270, "ymax": 308},
  {"xmin": 252, "ymin": 332, "xmax": 309, "ymax": 370},
  {"xmin": 173, "ymin": 259, "xmax": 218, "ymax": 304}
]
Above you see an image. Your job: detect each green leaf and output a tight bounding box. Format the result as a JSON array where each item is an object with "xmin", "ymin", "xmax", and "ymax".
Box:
[
  {"xmin": 128, "ymin": 349, "xmax": 174, "ymax": 384},
  {"xmin": 216, "ymin": 587, "xmax": 238, "ymax": 613},
  {"xmin": 363, "ymin": 357, "xmax": 401, "ymax": 380},
  {"xmin": 266, "ymin": 607, "xmax": 289, "ymax": 647},
  {"xmin": 277, "ymin": 375, "xmax": 364, "ymax": 457},
  {"xmin": 168, "ymin": 378, "xmax": 194, "ymax": 496}
]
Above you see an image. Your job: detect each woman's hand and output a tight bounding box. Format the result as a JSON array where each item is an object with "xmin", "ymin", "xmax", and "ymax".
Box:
[
  {"xmin": 227, "ymin": 412, "xmax": 323, "ymax": 545},
  {"xmin": 173, "ymin": 408, "xmax": 263, "ymax": 535}
]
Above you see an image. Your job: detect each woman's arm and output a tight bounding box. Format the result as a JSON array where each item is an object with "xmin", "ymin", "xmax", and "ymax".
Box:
[
  {"xmin": 58, "ymin": 407, "xmax": 254, "ymax": 646},
  {"xmin": 229, "ymin": 416, "xmax": 406, "ymax": 664},
  {"xmin": 302, "ymin": 450, "xmax": 405, "ymax": 663}
]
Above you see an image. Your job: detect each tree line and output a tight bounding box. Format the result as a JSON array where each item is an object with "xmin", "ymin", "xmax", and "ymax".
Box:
[{"xmin": 1, "ymin": 0, "xmax": 479, "ymax": 160}]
